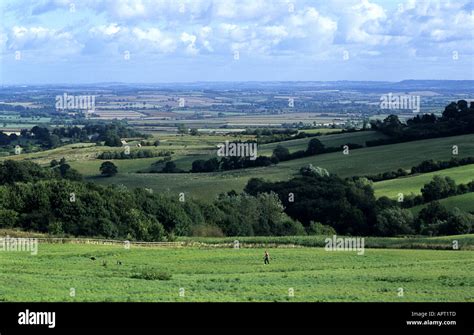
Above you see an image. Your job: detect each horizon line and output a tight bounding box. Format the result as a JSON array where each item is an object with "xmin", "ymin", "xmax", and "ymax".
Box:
[{"xmin": 2, "ymin": 79, "xmax": 474, "ymax": 87}]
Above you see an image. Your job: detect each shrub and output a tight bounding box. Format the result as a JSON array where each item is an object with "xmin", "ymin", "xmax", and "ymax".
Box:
[
  {"xmin": 299, "ymin": 164, "xmax": 329, "ymax": 178},
  {"xmin": 191, "ymin": 224, "xmax": 225, "ymax": 237},
  {"xmin": 307, "ymin": 221, "xmax": 336, "ymax": 235},
  {"xmin": 274, "ymin": 219, "xmax": 307, "ymax": 236}
]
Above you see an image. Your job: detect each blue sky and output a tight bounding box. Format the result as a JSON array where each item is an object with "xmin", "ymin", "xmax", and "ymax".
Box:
[{"xmin": 0, "ymin": 0, "xmax": 473, "ymax": 84}]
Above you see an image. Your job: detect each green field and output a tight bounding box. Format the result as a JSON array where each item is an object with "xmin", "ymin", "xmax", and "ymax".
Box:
[
  {"xmin": 373, "ymin": 164, "xmax": 474, "ymax": 199},
  {"xmin": 0, "ymin": 242, "xmax": 472, "ymax": 302},
  {"xmin": 91, "ymin": 134, "xmax": 474, "ymax": 201},
  {"xmin": 178, "ymin": 234, "xmax": 474, "ymax": 250},
  {"xmin": 3, "ymin": 130, "xmax": 474, "ymax": 203},
  {"xmin": 410, "ymin": 193, "xmax": 474, "ymax": 216},
  {"xmin": 297, "ymin": 128, "xmax": 342, "ymax": 135},
  {"xmin": 258, "ymin": 130, "xmax": 387, "ymax": 156}
]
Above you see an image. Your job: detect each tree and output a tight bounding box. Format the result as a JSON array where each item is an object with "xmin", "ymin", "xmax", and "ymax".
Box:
[
  {"xmin": 189, "ymin": 128, "xmax": 199, "ymax": 136},
  {"xmin": 0, "ymin": 209, "xmax": 18, "ymax": 228},
  {"xmin": 191, "ymin": 160, "xmax": 206, "ymax": 173},
  {"xmin": 203, "ymin": 158, "xmax": 220, "ymax": 172},
  {"xmin": 307, "ymin": 221, "xmax": 336, "ymax": 235},
  {"xmin": 381, "ymin": 115, "xmax": 404, "ymax": 136},
  {"xmin": 244, "ymin": 175, "xmax": 378, "ymax": 235},
  {"xmin": 272, "ymin": 145, "xmax": 290, "ymax": 161},
  {"xmin": 421, "ymin": 176, "xmax": 457, "ymax": 202},
  {"xmin": 299, "ymin": 164, "xmax": 329, "ymax": 177},
  {"xmin": 442, "ymin": 102, "xmax": 459, "ymax": 119},
  {"xmin": 376, "ymin": 207, "xmax": 415, "ymax": 236},
  {"xmin": 100, "ymin": 161, "xmax": 118, "ymax": 177},
  {"xmin": 176, "ymin": 124, "xmax": 187, "ymax": 134},
  {"xmin": 59, "ymin": 163, "xmax": 71, "ymax": 177},
  {"xmin": 438, "ymin": 209, "xmax": 472, "ymax": 235},
  {"xmin": 0, "ymin": 132, "xmax": 11, "ymax": 145},
  {"xmin": 416, "ymin": 201, "xmax": 449, "ymax": 235},
  {"xmin": 306, "ymin": 138, "xmax": 325, "ymax": 155},
  {"xmin": 46, "ymin": 134, "xmax": 60, "ymax": 148},
  {"xmin": 104, "ymin": 132, "xmax": 122, "ymax": 147},
  {"xmin": 162, "ymin": 161, "xmax": 177, "ymax": 173}
]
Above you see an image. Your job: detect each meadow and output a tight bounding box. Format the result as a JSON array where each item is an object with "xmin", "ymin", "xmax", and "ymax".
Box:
[
  {"xmin": 2, "ymin": 129, "xmax": 474, "ymax": 202},
  {"xmin": 409, "ymin": 193, "xmax": 474, "ymax": 216},
  {"xmin": 90, "ymin": 133, "xmax": 474, "ymax": 201},
  {"xmin": 258, "ymin": 130, "xmax": 387, "ymax": 155},
  {"xmin": 373, "ymin": 164, "xmax": 474, "ymax": 199},
  {"xmin": 0, "ymin": 242, "xmax": 472, "ymax": 302}
]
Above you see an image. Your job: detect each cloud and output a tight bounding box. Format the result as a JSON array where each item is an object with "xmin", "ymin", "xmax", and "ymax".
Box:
[
  {"xmin": 89, "ymin": 23, "xmax": 122, "ymax": 37},
  {"xmin": 131, "ymin": 27, "xmax": 177, "ymax": 53},
  {"xmin": 6, "ymin": 25, "xmax": 83, "ymax": 56},
  {"xmin": 180, "ymin": 32, "xmax": 198, "ymax": 55},
  {"xmin": 1, "ymin": 0, "xmax": 472, "ymax": 81}
]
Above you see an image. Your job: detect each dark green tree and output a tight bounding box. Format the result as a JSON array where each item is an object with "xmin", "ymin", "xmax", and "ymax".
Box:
[{"xmin": 100, "ymin": 161, "xmax": 118, "ymax": 177}]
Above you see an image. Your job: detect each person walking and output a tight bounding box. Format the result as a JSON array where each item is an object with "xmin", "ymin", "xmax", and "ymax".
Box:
[{"xmin": 264, "ymin": 250, "xmax": 270, "ymax": 264}]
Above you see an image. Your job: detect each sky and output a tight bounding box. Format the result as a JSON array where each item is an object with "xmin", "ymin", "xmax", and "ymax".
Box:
[{"xmin": 0, "ymin": 0, "xmax": 473, "ymax": 84}]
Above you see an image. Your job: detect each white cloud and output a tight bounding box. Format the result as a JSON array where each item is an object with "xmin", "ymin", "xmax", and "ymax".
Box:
[
  {"xmin": 6, "ymin": 26, "xmax": 82, "ymax": 56},
  {"xmin": 2, "ymin": 0, "xmax": 472, "ymax": 65},
  {"xmin": 90, "ymin": 23, "xmax": 122, "ymax": 36},
  {"xmin": 181, "ymin": 32, "xmax": 198, "ymax": 55},
  {"xmin": 131, "ymin": 27, "xmax": 177, "ymax": 53}
]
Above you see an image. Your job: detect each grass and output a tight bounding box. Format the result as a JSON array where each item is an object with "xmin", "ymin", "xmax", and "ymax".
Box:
[
  {"xmin": 131, "ymin": 268, "xmax": 172, "ymax": 281},
  {"xmin": 298, "ymin": 128, "xmax": 342, "ymax": 134},
  {"xmin": 0, "ymin": 243, "xmax": 472, "ymax": 302},
  {"xmin": 409, "ymin": 193, "xmax": 474, "ymax": 216},
  {"xmin": 373, "ymin": 164, "xmax": 474, "ymax": 199},
  {"xmin": 92, "ymin": 134, "xmax": 474, "ymax": 201},
  {"xmin": 3, "ymin": 131, "xmax": 474, "ymax": 204},
  {"xmin": 258, "ymin": 130, "xmax": 387, "ymax": 156},
  {"xmin": 178, "ymin": 234, "xmax": 474, "ymax": 250},
  {"xmin": 71, "ymin": 157, "xmax": 161, "ymax": 175}
]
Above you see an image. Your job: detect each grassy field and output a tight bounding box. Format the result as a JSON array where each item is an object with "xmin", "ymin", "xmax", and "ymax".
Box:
[
  {"xmin": 373, "ymin": 164, "xmax": 474, "ymax": 199},
  {"xmin": 92, "ymin": 134, "xmax": 474, "ymax": 201},
  {"xmin": 0, "ymin": 242, "xmax": 472, "ymax": 302},
  {"xmin": 410, "ymin": 193, "xmax": 474, "ymax": 216},
  {"xmin": 297, "ymin": 128, "xmax": 342, "ymax": 135},
  {"xmin": 258, "ymin": 130, "xmax": 387, "ymax": 155},
  {"xmin": 178, "ymin": 234, "xmax": 474, "ymax": 250},
  {"xmin": 3, "ymin": 131, "xmax": 474, "ymax": 203}
]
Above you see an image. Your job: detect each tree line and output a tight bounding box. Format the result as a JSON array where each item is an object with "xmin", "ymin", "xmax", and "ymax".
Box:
[
  {"xmin": 0, "ymin": 160, "xmax": 303, "ymax": 239},
  {"xmin": 186, "ymin": 138, "xmax": 343, "ymax": 173},
  {"xmin": 97, "ymin": 150, "xmax": 171, "ymax": 160},
  {"xmin": 368, "ymin": 100, "xmax": 474, "ymax": 145},
  {"xmin": 360, "ymin": 157, "xmax": 474, "ymax": 182},
  {"xmin": 0, "ymin": 122, "xmax": 147, "ymax": 152},
  {"xmin": 245, "ymin": 173, "xmax": 473, "ymax": 237}
]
